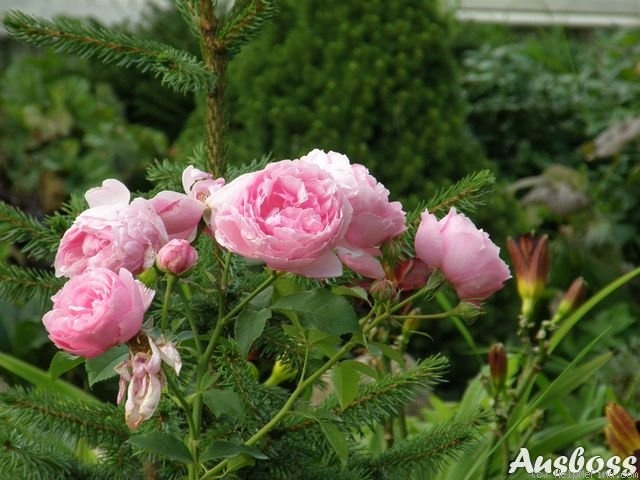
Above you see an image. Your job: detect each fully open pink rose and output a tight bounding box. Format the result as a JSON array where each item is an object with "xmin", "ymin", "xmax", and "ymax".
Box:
[
  {"xmin": 54, "ymin": 179, "xmax": 168, "ymax": 277},
  {"xmin": 302, "ymin": 149, "xmax": 406, "ymax": 278},
  {"xmin": 208, "ymin": 159, "xmax": 352, "ymax": 278},
  {"xmin": 415, "ymin": 208, "xmax": 511, "ymax": 302},
  {"xmin": 43, "ymin": 268, "xmax": 155, "ymax": 358},
  {"xmin": 150, "ymin": 191, "xmax": 205, "ymax": 242}
]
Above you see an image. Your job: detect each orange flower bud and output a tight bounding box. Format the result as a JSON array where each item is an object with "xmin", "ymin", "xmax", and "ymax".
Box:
[
  {"xmin": 605, "ymin": 403, "xmax": 640, "ymax": 458},
  {"xmin": 554, "ymin": 277, "xmax": 587, "ymax": 320},
  {"xmin": 507, "ymin": 234, "xmax": 549, "ymax": 315}
]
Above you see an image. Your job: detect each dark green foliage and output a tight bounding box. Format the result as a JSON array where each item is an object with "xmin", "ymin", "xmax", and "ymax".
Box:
[
  {"xmin": 3, "ymin": 11, "xmax": 215, "ymax": 95},
  {"xmin": 219, "ymin": 0, "xmax": 278, "ymax": 59},
  {"xmin": 220, "ymin": 0, "xmax": 486, "ymax": 202},
  {"xmin": 0, "ymin": 263, "xmax": 62, "ymax": 304}
]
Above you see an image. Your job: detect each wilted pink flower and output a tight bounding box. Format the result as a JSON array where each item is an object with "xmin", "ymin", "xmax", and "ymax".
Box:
[
  {"xmin": 208, "ymin": 159, "xmax": 352, "ymax": 278},
  {"xmin": 156, "ymin": 239, "xmax": 198, "ymax": 276},
  {"xmin": 42, "ymin": 268, "xmax": 154, "ymax": 358},
  {"xmin": 115, "ymin": 334, "xmax": 181, "ymax": 430},
  {"xmin": 54, "ymin": 179, "xmax": 168, "ymax": 277},
  {"xmin": 150, "ymin": 191, "xmax": 205, "ymax": 242},
  {"xmin": 182, "ymin": 165, "xmax": 225, "ymax": 203},
  {"xmin": 394, "ymin": 258, "xmax": 431, "ymax": 291},
  {"xmin": 302, "ymin": 149, "xmax": 406, "ymax": 278},
  {"xmin": 415, "ymin": 208, "xmax": 510, "ymax": 303}
]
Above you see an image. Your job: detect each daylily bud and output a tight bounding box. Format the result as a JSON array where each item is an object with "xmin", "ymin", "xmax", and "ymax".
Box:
[
  {"xmin": 488, "ymin": 343, "xmax": 507, "ymax": 393},
  {"xmin": 156, "ymin": 239, "xmax": 198, "ymax": 276},
  {"xmin": 507, "ymin": 234, "xmax": 549, "ymax": 316},
  {"xmin": 264, "ymin": 359, "xmax": 297, "ymax": 386},
  {"xmin": 553, "ymin": 277, "xmax": 587, "ymax": 321},
  {"xmin": 605, "ymin": 403, "xmax": 640, "ymax": 459}
]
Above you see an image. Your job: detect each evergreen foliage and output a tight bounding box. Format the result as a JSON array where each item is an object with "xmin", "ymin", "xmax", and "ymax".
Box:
[
  {"xmin": 3, "ymin": 11, "xmax": 215, "ymax": 95},
  {"xmin": 223, "ymin": 0, "xmax": 487, "ymax": 203}
]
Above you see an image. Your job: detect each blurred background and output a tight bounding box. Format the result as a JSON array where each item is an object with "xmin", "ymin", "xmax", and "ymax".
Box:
[{"xmin": 2, "ymin": 0, "xmax": 640, "ymax": 402}]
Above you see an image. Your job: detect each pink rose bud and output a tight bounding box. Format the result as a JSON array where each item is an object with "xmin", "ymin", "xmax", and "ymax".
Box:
[
  {"xmin": 42, "ymin": 268, "xmax": 155, "ymax": 358},
  {"xmin": 149, "ymin": 191, "xmax": 205, "ymax": 242},
  {"xmin": 54, "ymin": 179, "xmax": 168, "ymax": 277},
  {"xmin": 156, "ymin": 239, "xmax": 198, "ymax": 276},
  {"xmin": 302, "ymin": 149, "xmax": 406, "ymax": 279},
  {"xmin": 415, "ymin": 208, "xmax": 511, "ymax": 303},
  {"xmin": 208, "ymin": 159, "xmax": 352, "ymax": 278},
  {"xmin": 370, "ymin": 278, "xmax": 396, "ymax": 303}
]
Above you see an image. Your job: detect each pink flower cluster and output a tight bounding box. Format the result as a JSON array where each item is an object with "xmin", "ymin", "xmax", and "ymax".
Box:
[{"xmin": 208, "ymin": 149, "xmax": 406, "ymax": 278}]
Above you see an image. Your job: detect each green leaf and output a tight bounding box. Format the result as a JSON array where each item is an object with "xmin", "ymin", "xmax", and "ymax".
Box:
[
  {"xmin": 203, "ymin": 389, "xmax": 245, "ymax": 418},
  {"xmin": 272, "ymin": 288, "xmax": 358, "ymax": 336},
  {"xmin": 332, "ymin": 362, "xmax": 360, "ymax": 410},
  {"xmin": 49, "ymin": 351, "xmax": 84, "ymax": 379},
  {"xmin": 235, "ymin": 308, "xmax": 271, "ymax": 356},
  {"xmin": 368, "ymin": 342, "xmax": 405, "ymax": 367},
  {"xmin": 319, "ymin": 421, "xmax": 349, "ymax": 466},
  {"xmin": 127, "ymin": 432, "xmax": 193, "ymax": 463},
  {"xmin": 529, "ymin": 417, "xmax": 607, "ymax": 457},
  {"xmin": 85, "ymin": 345, "xmax": 128, "ymax": 387},
  {"xmin": 341, "ymin": 359, "xmax": 379, "ymax": 380},
  {"xmin": 201, "ymin": 441, "xmax": 268, "ymax": 462},
  {"xmin": 0, "ymin": 351, "xmax": 97, "ymax": 403},
  {"xmin": 331, "ymin": 285, "xmax": 369, "ymax": 302}
]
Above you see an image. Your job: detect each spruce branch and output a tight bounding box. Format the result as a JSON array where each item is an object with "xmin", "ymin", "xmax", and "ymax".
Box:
[
  {"xmin": 0, "ymin": 201, "xmax": 60, "ymax": 261},
  {"xmin": 218, "ymin": 0, "xmax": 278, "ymax": 59},
  {"xmin": 355, "ymin": 412, "xmax": 488, "ymax": 478},
  {"xmin": 0, "ymin": 263, "xmax": 63, "ymax": 304},
  {"xmin": 174, "ymin": 0, "xmax": 201, "ymax": 39},
  {"xmin": 3, "ymin": 11, "xmax": 216, "ymax": 95},
  {"xmin": 414, "ymin": 169, "xmax": 496, "ymax": 221}
]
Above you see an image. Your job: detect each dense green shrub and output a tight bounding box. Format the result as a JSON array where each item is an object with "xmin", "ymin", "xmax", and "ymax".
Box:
[
  {"xmin": 0, "ymin": 50, "xmax": 168, "ymax": 213},
  {"xmin": 219, "ymin": 0, "xmax": 487, "ymax": 203}
]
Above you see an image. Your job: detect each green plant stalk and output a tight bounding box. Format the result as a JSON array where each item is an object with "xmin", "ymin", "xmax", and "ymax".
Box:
[
  {"xmin": 178, "ymin": 282, "xmax": 202, "ymax": 356},
  {"xmin": 198, "ymin": 0, "xmax": 226, "ymax": 176},
  {"xmin": 161, "ymin": 274, "xmax": 178, "ymax": 333},
  {"xmin": 548, "ymin": 265, "xmax": 640, "ymax": 353}
]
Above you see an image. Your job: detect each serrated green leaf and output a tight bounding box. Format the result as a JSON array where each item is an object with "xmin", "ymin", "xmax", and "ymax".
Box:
[
  {"xmin": 319, "ymin": 421, "xmax": 349, "ymax": 466},
  {"xmin": 127, "ymin": 432, "xmax": 193, "ymax": 463},
  {"xmin": 85, "ymin": 345, "xmax": 128, "ymax": 387},
  {"xmin": 235, "ymin": 308, "xmax": 271, "ymax": 356},
  {"xmin": 368, "ymin": 342, "xmax": 405, "ymax": 367},
  {"xmin": 203, "ymin": 389, "xmax": 245, "ymax": 418},
  {"xmin": 332, "ymin": 362, "xmax": 360, "ymax": 410},
  {"xmin": 331, "ymin": 285, "xmax": 369, "ymax": 302},
  {"xmin": 272, "ymin": 288, "xmax": 358, "ymax": 336},
  {"xmin": 49, "ymin": 351, "xmax": 84, "ymax": 379},
  {"xmin": 201, "ymin": 441, "xmax": 268, "ymax": 462}
]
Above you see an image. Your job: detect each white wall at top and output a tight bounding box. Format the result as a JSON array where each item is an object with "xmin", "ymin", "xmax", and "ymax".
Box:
[{"xmin": 1, "ymin": 0, "xmax": 640, "ymax": 29}]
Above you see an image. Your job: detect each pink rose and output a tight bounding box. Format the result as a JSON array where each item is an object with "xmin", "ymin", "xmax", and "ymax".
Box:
[
  {"xmin": 156, "ymin": 239, "xmax": 198, "ymax": 276},
  {"xmin": 150, "ymin": 191, "xmax": 205, "ymax": 242},
  {"xmin": 302, "ymin": 149, "xmax": 406, "ymax": 278},
  {"xmin": 208, "ymin": 159, "xmax": 352, "ymax": 278},
  {"xmin": 415, "ymin": 208, "xmax": 511, "ymax": 302},
  {"xmin": 182, "ymin": 165, "xmax": 225, "ymax": 203},
  {"xmin": 54, "ymin": 179, "xmax": 168, "ymax": 277},
  {"xmin": 42, "ymin": 268, "xmax": 155, "ymax": 358}
]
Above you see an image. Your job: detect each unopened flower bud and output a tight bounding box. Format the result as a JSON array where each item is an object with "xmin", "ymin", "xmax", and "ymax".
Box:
[
  {"xmin": 264, "ymin": 359, "xmax": 297, "ymax": 386},
  {"xmin": 455, "ymin": 301, "xmax": 482, "ymax": 323},
  {"xmin": 507, "ymin": 234, "xmax": 549, "ymax": 316},
  {"xmin": 370, "ymin": 278, "xmax": 396, "ymax": 302},
  {"xmin": 488, "ymin": 343, "xmax": 507, "ymax": 393},
  {"xmin": 605, "ymin": 403, "xmax": 640, "ymax": 458},
  {"xmin": 554, "ymin": 277, "xmax": 587, "ymax": 321},
  {"xmin": 156, "ymin": 239, "xmax": 198, "ymax": 276}
]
